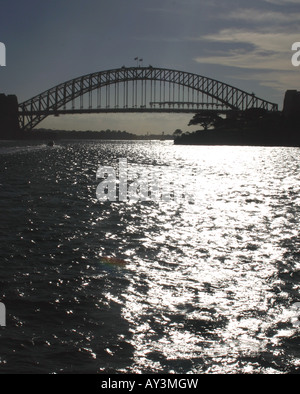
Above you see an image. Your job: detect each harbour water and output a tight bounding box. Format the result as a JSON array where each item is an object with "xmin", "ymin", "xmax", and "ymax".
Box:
[{"xmin": 0, "ymin": 139, "xmax": 300, "ymax": 374}]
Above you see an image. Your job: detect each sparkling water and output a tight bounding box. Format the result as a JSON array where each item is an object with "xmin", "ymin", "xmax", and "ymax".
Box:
[{"xmin": 0, "ymin": 139, "xmax": 299, "ymax": 373}]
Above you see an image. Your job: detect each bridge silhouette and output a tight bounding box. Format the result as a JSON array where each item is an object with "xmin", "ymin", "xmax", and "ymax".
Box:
[{"xmin": 18, "ymin": 66, "xmax": 279, "ymax": 131}]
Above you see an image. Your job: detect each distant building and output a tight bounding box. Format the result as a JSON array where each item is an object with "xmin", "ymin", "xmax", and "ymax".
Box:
[{"xmin": 283, "ymin": 90, "xmax": 300, "ymax": 119}]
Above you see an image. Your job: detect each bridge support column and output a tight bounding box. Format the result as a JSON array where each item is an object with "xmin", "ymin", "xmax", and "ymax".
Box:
[{"xmin": 0, "ymin": 94, "xmax": 20, "ymax": 139}]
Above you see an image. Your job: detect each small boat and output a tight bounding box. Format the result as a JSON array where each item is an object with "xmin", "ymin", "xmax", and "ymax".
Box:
[{"xmin": 47, "ymin": 141, "xmax": 54, "ymax": 147}]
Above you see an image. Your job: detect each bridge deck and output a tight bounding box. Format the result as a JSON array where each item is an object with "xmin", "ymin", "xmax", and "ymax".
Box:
[{"xmin": 18, "ymin": 108, "xmax": 236, "ymax": 116}]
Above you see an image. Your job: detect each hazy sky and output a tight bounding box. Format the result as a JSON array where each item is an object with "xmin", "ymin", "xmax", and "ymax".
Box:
[{"xmin": 0, "ymin": 0, "xmax": 299, "ymax": 134}]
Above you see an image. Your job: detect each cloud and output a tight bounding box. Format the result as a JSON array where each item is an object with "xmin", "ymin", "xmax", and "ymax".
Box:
[
  {"xmin": 191, "ymin": 23, "xmax": 300, "ymax": 95},
  {"xmin": 231, "ymin": 69, "xmax": 300, "ymax": 94},
  {"xmin": 195, "ymin": 50, "xmax": 290, "ymax": 72},
  {"xmin": 194, "ymin": 29, "xmax": 297, "ymax": 53},
  {"xmin": 227, "ymin": 8, "xmax": 300, "ymax": 23},
  {"xmin": 192, "ymin": 29, "xmax": 298, "ymax": 74},
  {"xmin": 263, "ymin": 0, "xmax": 300, "ymax": 4}
]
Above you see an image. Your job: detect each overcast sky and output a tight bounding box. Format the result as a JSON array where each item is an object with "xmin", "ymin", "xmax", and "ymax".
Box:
[{"xmin": 0, "ymin": 0, "xmax": 299, "ymax": 134}]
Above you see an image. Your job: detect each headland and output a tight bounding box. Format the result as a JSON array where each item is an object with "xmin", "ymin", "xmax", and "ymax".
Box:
[{"xmin": 174, "ymin": 90, "xmax": 300, "ymax": 147}]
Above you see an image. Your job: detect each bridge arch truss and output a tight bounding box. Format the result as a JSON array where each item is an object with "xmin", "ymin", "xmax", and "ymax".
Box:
[{"xmin": 18, "ymin": 66, "xmax": 278, "ymax": 131}]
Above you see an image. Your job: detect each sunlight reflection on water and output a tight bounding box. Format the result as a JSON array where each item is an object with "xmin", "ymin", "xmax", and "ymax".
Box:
[{"xmin": 0, "ymin": 141, "xmax": 300, "ymax": 373}]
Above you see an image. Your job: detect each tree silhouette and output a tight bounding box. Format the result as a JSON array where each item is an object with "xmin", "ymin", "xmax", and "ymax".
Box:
[
  {"xmin": 173, "ymin": 129, "xmax": 183, "ymax": 137},
  {"xmin": 188, "ymin": 111, "xmax": 222, "ymax": 130}
]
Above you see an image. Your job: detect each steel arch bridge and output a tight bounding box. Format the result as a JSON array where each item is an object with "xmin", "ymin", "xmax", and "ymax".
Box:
[{"xmin": 18, "ymin": 66, "xmax": 278, "ymax": 131}]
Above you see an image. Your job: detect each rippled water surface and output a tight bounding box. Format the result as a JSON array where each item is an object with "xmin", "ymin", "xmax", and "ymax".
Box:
[{"xmin": 0, "ymin": 139, "xmax": 300, "ymax": 374}]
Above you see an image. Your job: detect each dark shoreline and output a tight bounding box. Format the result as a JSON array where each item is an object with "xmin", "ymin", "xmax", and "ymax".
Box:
[
  {"xmin": 3, "ymin": 128, "xmax": 174, "ymax": 142},
  {"xmin": 174, "ymin": 125, "xmax": 300, "ymax": 147}
]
